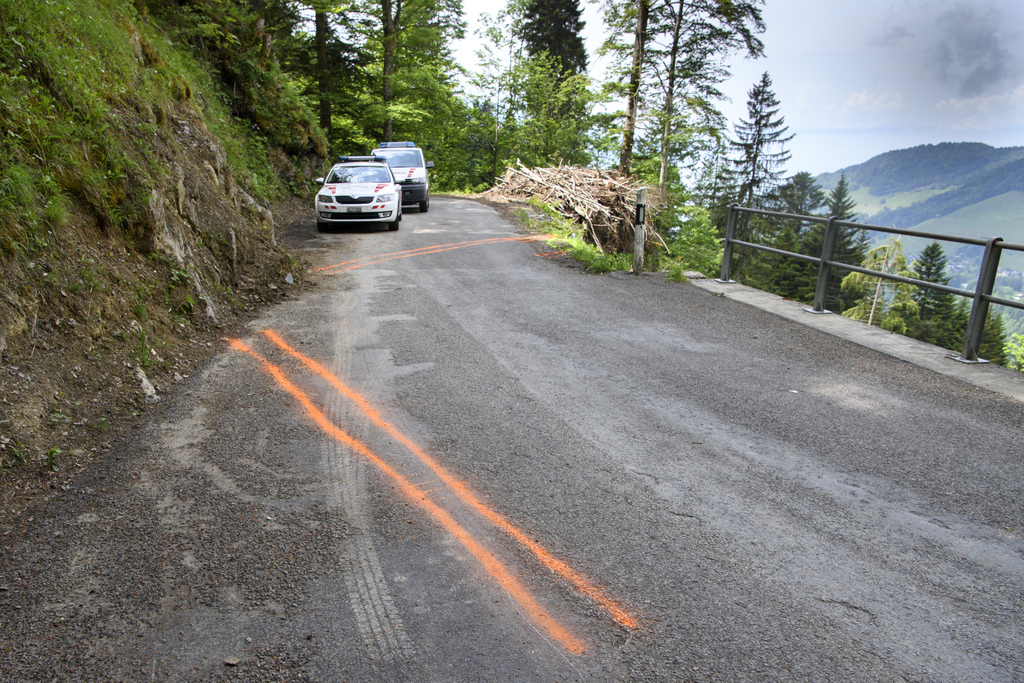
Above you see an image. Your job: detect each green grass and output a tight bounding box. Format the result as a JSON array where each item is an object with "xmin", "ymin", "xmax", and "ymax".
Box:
[
  {"xmin": 0, "ymin": 0, "xmax": 323, "ymax": 260},
  {"xmin": 892, "ymin": 191, "xmax": 1024, "ymax": 271},
  {"xmin": 851, "ymin": 185, "xmax": 952, "ymax": 220}
]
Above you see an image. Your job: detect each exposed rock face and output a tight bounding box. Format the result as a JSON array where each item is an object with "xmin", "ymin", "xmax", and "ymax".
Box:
[{"xmin": 0, "ymin": 98, "xmax": 318, "ymax": 501}]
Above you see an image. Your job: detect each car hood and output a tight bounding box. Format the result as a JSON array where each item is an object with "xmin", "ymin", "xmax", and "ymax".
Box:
[{"xmin": 321, "ymin": 182, "xmax": 395, "ymax": 196}]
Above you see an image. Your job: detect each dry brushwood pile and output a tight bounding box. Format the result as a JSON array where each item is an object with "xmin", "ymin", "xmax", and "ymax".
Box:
[{"xmin": 481, "ymin": 162, "xmax": 666, "ymax": 253}]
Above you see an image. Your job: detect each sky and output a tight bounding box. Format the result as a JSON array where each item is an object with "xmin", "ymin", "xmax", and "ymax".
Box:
[{"xmin": 453, "ymin": 0, "xmax": 1024, "ymax": 175}]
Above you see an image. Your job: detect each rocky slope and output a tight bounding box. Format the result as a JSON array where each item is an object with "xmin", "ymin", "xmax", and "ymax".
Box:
[{"xmin": 0, "ymin": 97, "xmax": 319, "ymax": 521}]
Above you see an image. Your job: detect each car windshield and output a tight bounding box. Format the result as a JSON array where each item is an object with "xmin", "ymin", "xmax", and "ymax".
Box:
[
  {"xmin": 327, "ymin": 166, "xmax": 392, "ymax": 184},
  {"xmin": 376, "ymin": 150, "xmax": 423, "ymax": 167}
]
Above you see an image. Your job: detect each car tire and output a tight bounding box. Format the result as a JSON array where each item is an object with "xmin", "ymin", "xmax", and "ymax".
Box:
[
  {"xmin": 419, "ymin": 196, "xmax": 429, "ymax": 213},
  {"xmin": 388, "ymin": 207, "xmax": 401, "ymax": 231},
  {"xmin": 316, "ymin": 220, "xmax": 327, "ymax": 232}
]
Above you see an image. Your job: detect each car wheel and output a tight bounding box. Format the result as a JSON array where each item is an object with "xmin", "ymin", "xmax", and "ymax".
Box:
[
  {"xmin": 316, "ymin": 220, "xmax": 327, "ymax": 232},
  {"xmin": 419, "ymin": 196, "xmax": 429, "ymax": 213},
  {"xmin": 388, "ymin": 208, "xmax": 401, "ymax": 231}
]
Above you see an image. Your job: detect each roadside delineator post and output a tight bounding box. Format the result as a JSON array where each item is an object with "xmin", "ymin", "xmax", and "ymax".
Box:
[{"xmin": 633, "ymin": 188, "xmax": 646, "ymax": 275}]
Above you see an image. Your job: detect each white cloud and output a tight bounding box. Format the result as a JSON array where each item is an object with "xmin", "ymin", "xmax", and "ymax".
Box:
[
  {"xmin": 935, "ymin": 83, "xmax": 1024, "ymax": 127},
  {"xmin": 842, "ymin": 90, "xmax": 904, "ymax": 115}
]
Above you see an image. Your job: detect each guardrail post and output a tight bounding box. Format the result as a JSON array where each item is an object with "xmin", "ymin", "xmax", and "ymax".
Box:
[
  {"xmin": 957, "ymin": 237, "xmax": 1003, "ymax": 363},
  {"xmin": 807, "ymin": 216, "xmax": 838, "ymax": 314},
  {"xmin": 716, "ymin": 204, "xmax": 737, "ymax": 283}
]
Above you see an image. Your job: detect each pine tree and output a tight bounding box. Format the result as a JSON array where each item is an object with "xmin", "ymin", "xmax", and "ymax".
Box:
[
  {"xmin": 826, "ymin": 173, "xmax": 867, "ymax": 310},
  {"xmin": 728, "ymin": 72, "xmax": 792, "ymax": 279},
  {"xmin": 911, "ymin": 242, "xmax": 958, "ymax": 349},
  {"xmin": 778, "ymin": 171, "xmax": 826, "ymax": 218},
  {"xmin": 731, "ymin": 72, "xmax": 793, "ymax": 209},
  {"xmin": 826, "ymin": 172, "xmax": 857, "ymax": 220},
  {"xmin": 978, "ymin": 311, "xmax": 1009, "ymax": 365},
  {"xmin": 796, "ymin": 172, "xmax": 866, "ymax": 311},
  {"xmin": 520, "ymin": 0, "xmax": 588, "ymax": 77}
]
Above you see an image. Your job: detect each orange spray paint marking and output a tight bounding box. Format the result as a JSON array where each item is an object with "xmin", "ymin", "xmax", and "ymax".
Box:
[
  {"xmin": 262, "ymin": 330, "xmax": 640, "ymax": 631},
  {"xmin": 316, "ymin": 235, "xmax": 554, "ymax": 273},
  {"xmin": 229, "ymin": 338, "xmax": 588, "ymax": 655}
]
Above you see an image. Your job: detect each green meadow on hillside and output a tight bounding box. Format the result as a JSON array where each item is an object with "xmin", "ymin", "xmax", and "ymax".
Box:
[
  {"xmin": 851, "ymin": 186, "xmax": 952, "ymax": 221},
  {"xmin": 878, "ymin": 191, "xmax": 1024, "ymax": 271}
]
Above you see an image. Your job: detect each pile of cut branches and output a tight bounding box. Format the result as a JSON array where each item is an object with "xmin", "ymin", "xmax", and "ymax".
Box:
[{"xmin": 480, "ymin": 161, "xmax": 666, "ymax": 253}]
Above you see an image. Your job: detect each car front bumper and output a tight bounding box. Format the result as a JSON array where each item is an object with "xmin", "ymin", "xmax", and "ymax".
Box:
[{"xmin": 398, "ymin": 183, "xmax": 428, "ymax": 204}]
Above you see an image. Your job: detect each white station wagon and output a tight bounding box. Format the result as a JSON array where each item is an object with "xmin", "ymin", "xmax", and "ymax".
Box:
[{"xmin": 314, "ymin": 156, "xmax": 402, "ymax": 232}]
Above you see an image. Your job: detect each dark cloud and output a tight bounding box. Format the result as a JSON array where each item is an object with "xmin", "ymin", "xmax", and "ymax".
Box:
[
  {"xmin": 868, "ymin": 25, "xmax": 913, "ymax": 47},
  {"xmin": 930, "ymin": 3, "xmax": 1018, "ymax": 97}
]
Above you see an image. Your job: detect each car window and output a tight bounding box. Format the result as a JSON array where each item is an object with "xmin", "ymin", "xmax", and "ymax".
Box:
[
  {"xmin": 327, "ymin": 166, "xmax": 392, "ymax": 184},
  {"xmin": 376, "ymin": 150, "xmax": 423, "ymax": 167}
]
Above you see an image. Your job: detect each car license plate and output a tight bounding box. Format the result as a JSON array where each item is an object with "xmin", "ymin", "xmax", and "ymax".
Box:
[{"xmin": 347, "ymin": 207, "xmax": 360, "ymax": 213}]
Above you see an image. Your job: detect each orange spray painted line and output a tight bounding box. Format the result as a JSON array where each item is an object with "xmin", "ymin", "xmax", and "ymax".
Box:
[
  {"xmin": 228, "ymin": 338, "xmax": 587, "ymax": 655},
  {"xmin": 316, "ymin": 238, "xmax": 529, "ymax": 273},
  {"xmin": 262, "ymin": 330, "xmax": 640, "ymax": 631}
]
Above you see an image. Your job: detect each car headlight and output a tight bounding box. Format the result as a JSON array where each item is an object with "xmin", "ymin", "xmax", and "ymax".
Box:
[
  {"xmin": 375, "ymin": 193, "xmax": 395, "ymax": 202},
  {"xmin": 317, "ymin": 194, "xmax": 331, "ymax": 203}
]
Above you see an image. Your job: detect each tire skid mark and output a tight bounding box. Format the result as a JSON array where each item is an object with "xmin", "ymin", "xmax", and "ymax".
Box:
[
  {"xmin": 321, "ymin": 395, "xmax": 416, "ymax": 662},
  {"xmin": 262, "ymin": 329, "xmax": 641, "ymax": 633},
  {"xmin": 316, "ymin": 236, "xmax": 550, "ymax": 273},
  {"xmin": 229, "ymin": 338, "xmax": 588, "ymax": 656}
]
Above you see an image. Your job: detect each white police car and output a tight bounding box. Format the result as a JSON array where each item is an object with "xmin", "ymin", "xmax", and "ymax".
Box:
[
  {"xmin": 314, "ymin": 156, "xmax": 402, "ymax": 231},
  {"xmin": 370, "ymin": 142, "xmax": 433, "ymax": 212}
]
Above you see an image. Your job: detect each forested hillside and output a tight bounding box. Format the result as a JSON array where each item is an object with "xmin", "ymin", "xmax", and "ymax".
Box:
[
  {"xmin": 868, "ymin": 157, "xmax": 1024, "ymax": 229},
  {"xmin": 816, "ymin": 142, "xmax": 1024, "ymax": 196}
]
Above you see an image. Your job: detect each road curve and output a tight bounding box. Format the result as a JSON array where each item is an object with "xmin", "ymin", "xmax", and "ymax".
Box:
[{"xmin": 1, "ymin": 197, "xmax": 1022, "ymax": 682}]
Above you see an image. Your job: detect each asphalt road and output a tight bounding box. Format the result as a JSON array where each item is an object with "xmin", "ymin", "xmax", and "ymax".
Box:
[{"xmin": 2, "ymin": 197, "xmax": 1023, "ymax": 682}]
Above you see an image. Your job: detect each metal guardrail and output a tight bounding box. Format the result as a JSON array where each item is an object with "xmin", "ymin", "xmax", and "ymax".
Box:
[{"xmin": 718, "ymin": 204, "xmax": 1024, "ymax": 364}]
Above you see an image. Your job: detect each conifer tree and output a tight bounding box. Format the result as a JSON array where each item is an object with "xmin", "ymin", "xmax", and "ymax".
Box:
[
  {"xmin": 978, "ymin": 311, "xmax": 1009, "ymax": 365},
  {"xmin": 520, "ymin": 0, "xmax": 588, "ymax": 77},
  {"xmin": 731, "ymin": 72, "xmax": 792, "ymax": 209},
  {"xmin": 911, "ymin": 242, "xmax": 958, "ymax": 348},
  {"xmin": 825, "ymin": 172, "xmax": 857, "ymax": 221},
  {"xmin": 728, "ymin": 72, "xmax": 792, "ymax": 279}
]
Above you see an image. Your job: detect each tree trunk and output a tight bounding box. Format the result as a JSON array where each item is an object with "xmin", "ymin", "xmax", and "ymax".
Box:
[
  {"xmin": 382, "ymin": 0, "xmax": 402, "ymax": 142},
  {"xmin": 658, "ymin": 0, "xmax": 684, "ymax": 191},
  {"xmin": 618, "ymin": 0, "xmax": 648, "ymax": 177},
  {"xmin": 315, "ymin": 10, "xmax": 331, "ymax": 139}
]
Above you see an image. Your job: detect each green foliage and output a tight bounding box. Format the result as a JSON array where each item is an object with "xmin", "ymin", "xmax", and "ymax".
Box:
[
  {"xmin": 0, "ymin": 0, "xmax": 323, "ymax": 262},
  {"xmin": 519, "ymin": 0, "xmax": 587, "ymax": 77},
  {"xmin": 978, "ymin": 310, "xmax": 1008, "ymax": 365},
  {"xmin": 43, "ymin": 446, "xmax": 61, "ymax": 472},
  {"xmin": 567, "ymin": 241, "xmax": 632, "ymax": 273},
  {"xmin": 1006, "ymin": 333, "xmax": 1024, "ymax": 372},
  {"xmin": 663, "ymin": 205, "xmax": 722, "ymax": 277},
  {"xmin": 841, "ymin": 236, "xmax": 920, "ymax": 334}
]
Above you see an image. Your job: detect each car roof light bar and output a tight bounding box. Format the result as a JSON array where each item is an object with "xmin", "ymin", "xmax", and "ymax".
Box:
[
  {"xmin": 376, "ymin": 141, "xmax": 415, "ymax": 148},
  {"xmin": 336, "ymin": 155, "xmax": 389, "ymax": 163}
]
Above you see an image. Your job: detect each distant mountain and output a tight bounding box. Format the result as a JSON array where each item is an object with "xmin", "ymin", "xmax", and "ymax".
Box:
[
  {"xmin": 817, "ymin": 142, "xmax": 1024, "ymax": 196},
  {"xmin": 815, "ymin": 143, "xmax": 1024, "ymax": 233}
]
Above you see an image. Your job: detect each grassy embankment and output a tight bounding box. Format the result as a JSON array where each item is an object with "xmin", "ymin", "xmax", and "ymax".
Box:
[{"xmin": 0, "ymin": 0, "xmax": 324, "ymax": 484}]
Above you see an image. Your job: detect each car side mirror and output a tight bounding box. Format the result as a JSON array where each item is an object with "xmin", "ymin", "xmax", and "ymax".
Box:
[
  {"xmin": 314, "ymin": 177, "xmax": 325, "ymax": 184},
  {"xmin": 426, "ymin": 161, "xmax": 435, "ymax": 169}
]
